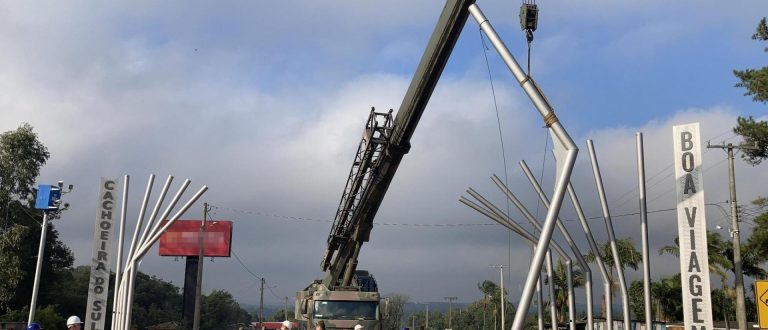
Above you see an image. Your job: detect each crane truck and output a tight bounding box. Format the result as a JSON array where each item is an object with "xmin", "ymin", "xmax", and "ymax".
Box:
[{"xmin": 294, "ymin": 1, "xmax": 476, "ymax": 329}]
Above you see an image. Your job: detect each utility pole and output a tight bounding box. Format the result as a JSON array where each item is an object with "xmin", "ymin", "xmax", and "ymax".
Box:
[
  {"xmin": 260, "ymin": 278, "xmax": 265, "ymax": 330},
  {"xmin": 707, "ymin": 142, "xmax": 756, "ymax": 330},
  {"xmin": 193, "ymin": 202, "xmax": 208, "ymax": 330},
  {"xmin": 490, "ymin": 265, "xmax": 506, "ymax": 330},
  {"xmin": 444, "ymin": 296, "xmax": 457, "ymax": 329}
]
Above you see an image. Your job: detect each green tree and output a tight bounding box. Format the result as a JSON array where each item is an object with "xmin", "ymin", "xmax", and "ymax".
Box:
[
  {"xmin": 0, "ymin": 124, "xmax": 74, "ymax": 313},
  {"xmin": 550, "ymin": 259, "xmax": 585, "ymax": 323},
  {"xmin": 658, "ymin": 231, "xmax": 733, "ymax": 281},
  {"xmin": 732, "ymin": 18, "xmax": 768, "ymax": 164},
  {"xmin": 734, "ymin": 17, "xmax": 768, "ymax": 104},
  {"xmin": 651, "ymin": 274, "xmax": 683, "ymax": 322},
  {"xmin": 200, "ymin": 290, "xmax": 252, "ymax": 330},
  {"xmin": 130, "ymin": 272, "xmax": 183, "ymax": 329},
  {"xmin": 584, "ymin": 238, "xmax": 642, "ymax": 316}
]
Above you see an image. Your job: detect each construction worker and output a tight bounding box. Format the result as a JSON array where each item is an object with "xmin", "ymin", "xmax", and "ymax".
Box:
[
  {"xmin": 354, "ymin": 325, "xmax": 364, "ymax": 330},
  {"xmin": 280, "ymin": 320, "xmax": 292, "ymax": 330},
  {"xmin": 26, "ymin": 323, "xmax": 41, "ymax": 330},
  {"xmin": 66, "ymin": 316, "xmax": 83, "ymax": 330},
  {"xmin": 314, "ymin": 320, "xmax": 326, "ymax": 330}
]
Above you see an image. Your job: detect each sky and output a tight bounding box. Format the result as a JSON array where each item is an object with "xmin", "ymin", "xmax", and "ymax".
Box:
[{"xmin": 1, "ymin": 0, "xmax": 768, "ymax": 310}]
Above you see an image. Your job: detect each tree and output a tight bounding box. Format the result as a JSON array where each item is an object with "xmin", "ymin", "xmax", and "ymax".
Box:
[
  {"xmin": 382, "ymin": 293, "xmax": 408, "ymax": 330},
  {"xmin": 658, "ymin": 231, "xmax": 732, "ymax": 282},
  {"xmin": 0, "ymin": 124, "xmax": 74, "ymax": 313},
  {"xmin": 550, "ymin": 259, "xmax": 585, "ymax": 323},
  {"xmin": 200, "ymin": 290, "xmax": 252, "ymax": 330},
  {"xmin": 651, "ymin": 274, "xmax": 683, "ymax": 322},
  {"xmin": 734, "ymin": 17, "xmax": 768, "ymax": 104},
  {"xmin": 584, "ymin": 238, "xmax": 642, "ymax": 316},
  {"xmin": 733, "ymin": 18, "xmax": 768, "ymax": 164}
]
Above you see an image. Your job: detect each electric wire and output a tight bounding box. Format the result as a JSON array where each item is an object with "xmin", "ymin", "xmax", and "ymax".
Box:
[{"xmin": 479, "ymin": 24, "xmax": 514, "ymax": 283}]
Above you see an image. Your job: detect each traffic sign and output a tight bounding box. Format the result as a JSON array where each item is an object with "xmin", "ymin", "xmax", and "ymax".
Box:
[{"xmin": 756, "ymin": 280, "xmax": 768, "ymax": 329}]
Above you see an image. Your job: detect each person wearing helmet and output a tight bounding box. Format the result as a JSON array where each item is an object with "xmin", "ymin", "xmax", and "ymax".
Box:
[
  {"xmin": 354, "ymin": 325, "xmax": 364, "ymax": 330},
  {"xmin": 66, "ymin": 316, "xmax": 83, "ymax": 330},
  {"xmin": 27, "ymin": 323, "xmax": 41, "ymax": 330},
  {"xmin": 314, "ymin": 320, "xmax": 326, "ymax": 330},
  {"xmin": 279, "ymin": 320, "xmax": 292, "ymax": 330}
]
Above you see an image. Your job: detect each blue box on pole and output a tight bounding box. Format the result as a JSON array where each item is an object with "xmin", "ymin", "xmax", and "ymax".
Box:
[{"xmin": 35, "ymin": 185, "xmax": 61, "ymax": 210}]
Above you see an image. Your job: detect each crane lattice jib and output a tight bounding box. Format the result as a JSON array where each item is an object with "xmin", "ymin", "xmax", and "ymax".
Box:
[
  {"xmin": 321, "ymin": 108, "xmax": 393, "ymax": 271},
  {"xmin": 319, "ymin": 0, "xmax": 475, "ymax": 285}
]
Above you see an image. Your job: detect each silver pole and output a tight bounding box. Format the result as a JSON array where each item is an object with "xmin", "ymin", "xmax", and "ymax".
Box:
[
  {"xmin": 137, "ymin": 177, "xmax": 189, "ymax": 250},
  {"xmin": 468, "ymin": 6, "xmax": 578, "ymax": 330},
  {"xmin": 567, "ymin": 260, "xmax": 576, "ymax": 330},
  {"xmin": 27, "ymin": 211, "xmax": 49, "ymax": 325},
  {"xmin": 124, "ymin": 263, "xmax": 137, "ymax": 330},
  {"xmin": 136, "ymin": 184, "xmax": 207, "ymax": 260},
  {"xmin": 567, "ymin": 183, "xmax": 612, "ymax": 330},
  {"xmin": 637, "ymin": 133, "xmax": 652, "ymax": 330},
  {"xmin": 125, "ymin": 175, "xmax": 155, "ymax": 266},
  {"xmin": 546, "ymin": 253, "xmax": 557, "ymax": 330},
  {"xmin": 538, "ymin": 276, "xmax": 545, "ymax": 330},
  {"xmin": 136, "ymin": 175, "xmax": 173, "ymax": 250},
  {"xmin": 462, "ymin": 191, "xmax": 571, "ymax": 329},
  {"xmin": 501, "ymin": 266, "xmax": 506, "ymax": 330},
  {"xmin": 494, "ymin": 172, "xmax": 593, "ymax": 330},
  {"xmin": 112, "ymin": 175, "xmax": 130, "ymax": 328},
  {"xmin": 587, "ymin": 140, "xmax": 630, "ymax": 330}
]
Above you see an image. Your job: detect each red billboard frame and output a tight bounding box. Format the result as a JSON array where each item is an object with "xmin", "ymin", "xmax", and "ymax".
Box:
[{"xmin": 158, "ymin": 220, "xmax": 232, "ymax": 257}]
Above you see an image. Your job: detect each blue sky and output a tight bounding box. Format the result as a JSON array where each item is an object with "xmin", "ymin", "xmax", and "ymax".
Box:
[{"xmin": 2, "ymin": 0, "xmax": 768, "ymax": 310}]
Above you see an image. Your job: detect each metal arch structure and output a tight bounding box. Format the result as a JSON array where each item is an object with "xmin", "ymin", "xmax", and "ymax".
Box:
[{"xmin": 467, "ymin": 5, "xmax": 580, "ymax": 330}]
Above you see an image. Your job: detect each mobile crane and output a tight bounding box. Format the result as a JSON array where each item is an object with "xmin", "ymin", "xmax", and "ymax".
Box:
[{"xmin": 294, "ymin": 1, "xmax": 475, "ymax": 329}]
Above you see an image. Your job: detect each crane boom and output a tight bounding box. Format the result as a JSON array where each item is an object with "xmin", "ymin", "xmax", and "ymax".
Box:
[{"xmin": 320, "ymin": 0, "xmax": 476, "ymax": 288}]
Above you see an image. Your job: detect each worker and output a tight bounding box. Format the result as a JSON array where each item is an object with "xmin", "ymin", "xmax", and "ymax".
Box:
[
  {"xmin": 280, "ymin": 320, "xmax": 292, "ymax": 330},
  {"xmin": 315, "ymin": 320, "xmax": 326, "ymax": 330},
  {"xmin": 354, "ymin": 325, "xmax": 364, "ymax": 330},
  {"xmin": 26, "ymin": 323, "xmax": 41, "ymax": 330},
  {"xmin": 66, "ymin": 316, "xmax": 83, "ymax": 330}
]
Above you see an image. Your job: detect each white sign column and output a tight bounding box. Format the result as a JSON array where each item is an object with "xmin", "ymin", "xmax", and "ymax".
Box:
[
  {"xmin": 672, "ymin": 123, "xmax": 714, "ymax": 330},
  {"xmin": 86, "ymin": 177, "xmax": 119, "ymax": 330}
]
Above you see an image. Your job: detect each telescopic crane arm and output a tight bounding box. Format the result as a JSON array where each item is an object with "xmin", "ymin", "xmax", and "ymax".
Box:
[{"xmin": 320, "ymin": 0, "xmax": 476, "ymax": 288}]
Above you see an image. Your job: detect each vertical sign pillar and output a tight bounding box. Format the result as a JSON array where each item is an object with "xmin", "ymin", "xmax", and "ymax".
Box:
[
  {"xmin": 86, "ymin": 178, "xmax": 119, "ymax": 330},
  {"xmin": 672, "ymin": 123, "xmax": 713, "ymax": 330}
]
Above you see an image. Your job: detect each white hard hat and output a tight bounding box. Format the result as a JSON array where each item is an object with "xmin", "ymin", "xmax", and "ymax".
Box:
[
  {"xmin": 354, "ymin": 325, "xmax": 364, "ymax": 330},
  {"xmin": 282, "ymin": 320, "xmax": 292, "ymax": 329},
  {"xmin": 66, "ymin": 316, "xmax": 83, "ymax": 326}
]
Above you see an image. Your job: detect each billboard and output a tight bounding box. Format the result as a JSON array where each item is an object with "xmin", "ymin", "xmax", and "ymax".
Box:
[
  {"xmin": 672, "ymin": 123, "xmax": 713, "ymax": 330},
  {"xmin": 158, "ymin": 220, "xmax": 232, "ymax": 257}
]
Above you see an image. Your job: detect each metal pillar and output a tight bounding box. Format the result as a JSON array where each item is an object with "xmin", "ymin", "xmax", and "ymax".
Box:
[
  {"xmin": 27, "ymin": 211, "xmax": 49, "ymax": 325},
  {"xmin": 587, "ymin": 140, "xmax": 630, "ymax": 330},
  {"xmin": 637, "ymin": 133, "xmax": 653, "ymax": 329}
]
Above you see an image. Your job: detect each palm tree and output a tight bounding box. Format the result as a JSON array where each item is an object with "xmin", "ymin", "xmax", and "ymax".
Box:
[
  {"xmin": 551, "ymin": 259, "xmax": 585, "ymax": 323},
  {"xmin": 651, "ymin": 274, "xmax": 683, "ymax": 321},
  {"xmin": 658, "ymin": 230, "xmax": 732, "ymax": 281},
  {"xmin": 584, "ymin": 237, "xmax": 642, "ymax": 316}
]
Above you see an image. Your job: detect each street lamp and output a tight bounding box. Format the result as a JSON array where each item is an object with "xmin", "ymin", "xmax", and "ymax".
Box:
[
  {"xmin": 28, "ymin": 181, "xmax": 72, "ymax": 325},
  {"xmin": 489, "ymin": 265, "xmax": 506, "ymax": 330}
]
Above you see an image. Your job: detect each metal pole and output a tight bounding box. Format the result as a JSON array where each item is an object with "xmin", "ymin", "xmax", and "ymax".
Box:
[
  {"xmin": 538, "ymin": 276, "xmax": 545, "ymax": 330},
  {"xmin": 112, "ymin": 175, "xmax": 130, "ymax": 327},
  {"xmin": 497, "ymin": 170, "xmax": 593, "ymax": 330},
  {"xmin": 637, "ymin": 133, "xmax": 653, "ymax": 330},
  {"xmin": 546, "ymin": 253, "xmax": 557, "ymax": 330},
  {"xmin": 426, "ymin": 302, "xmax": 429, "ymax": 329},
  {"xmin": 566, "ymin": 183, "xmax": 612, "ymax": 330},
  {"xmin": 444, "ymin": 297, "xmax": 457, "ymax": 329},
  {"xmin": 468, "ymin": 6, "xmax": 579, "ymax": 330},
  {"xmin": 193, "ymin": 202, "xmax": 207, "ymax": 330},
  {"xmin": 27, "ymin": 211, "xmax": 49, "ymax": 325},
  {"xmin": 285, "ymin": 296, "xmax": 288, "ymax": 321},
  {"xmin": 587, "ymin": 140, "xmax": 630, "ymax": 330},
  {"xmin": 501, "ymin": 266, "xmax": 506, "ymax": 330},
  {"xmin": 567, "ymin": 261, "xmax": 576, "ymax": 330}
]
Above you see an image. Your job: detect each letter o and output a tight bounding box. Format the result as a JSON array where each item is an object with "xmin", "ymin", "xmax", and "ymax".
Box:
[{"xmin": 682, "ymin": 152, "xmax": 695, "ymax": 172}]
